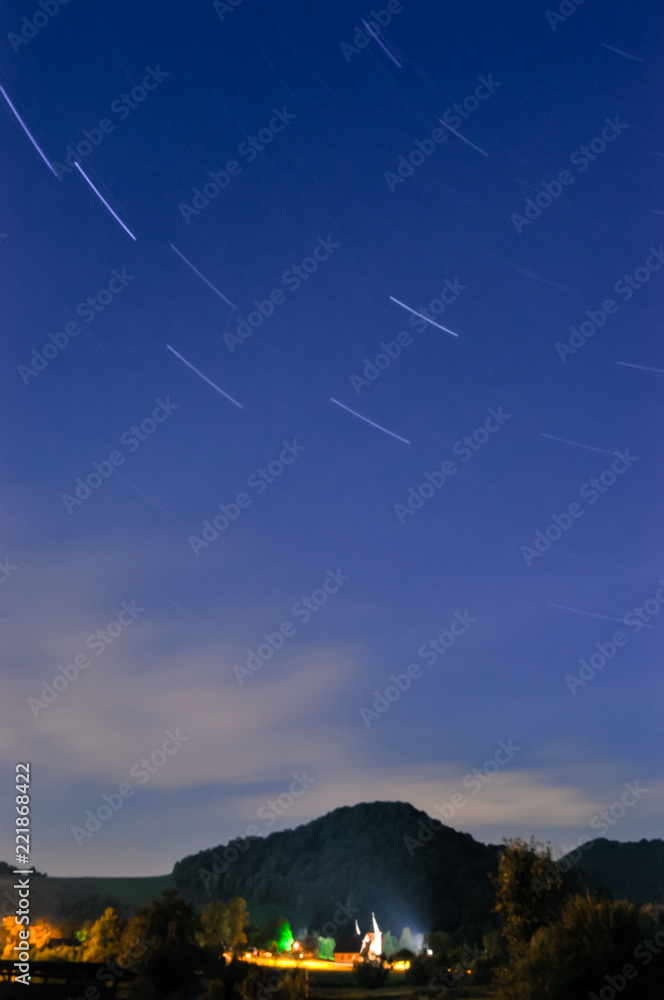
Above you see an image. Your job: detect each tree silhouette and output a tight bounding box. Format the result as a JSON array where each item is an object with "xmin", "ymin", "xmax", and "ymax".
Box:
[
  {"xmin": 490, "ymin": 837, "xmax": 576, "ymax": 958},
  {"xmin": 136, "ymin": 889, "xmax": 205, "ymax": 999}
]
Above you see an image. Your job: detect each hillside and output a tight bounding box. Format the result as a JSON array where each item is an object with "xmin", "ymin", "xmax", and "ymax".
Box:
[
  {"xmin": 561, "ymin": 837, "xmax": 664, "ymax": 905},
  {"xmin": 173, "ymin": 800, "xmax": 500, "ymax": 933}
]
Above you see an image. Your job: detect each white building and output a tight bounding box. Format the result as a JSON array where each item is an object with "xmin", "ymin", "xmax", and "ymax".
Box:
[{"xmin": 360, "ymin": 913, "xmax": 382, "ymax": 960}]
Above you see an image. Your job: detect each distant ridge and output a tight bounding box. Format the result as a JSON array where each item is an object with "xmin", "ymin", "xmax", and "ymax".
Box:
[{"xmin": 561, "ymin": 836, "xmax": 664, "ymax": 906}]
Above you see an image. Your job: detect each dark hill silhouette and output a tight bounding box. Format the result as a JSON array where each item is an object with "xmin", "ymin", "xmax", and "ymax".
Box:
[
  {"xmin": 173, "ymin": 800, "xmax": 500, "ymax": 932},
  {"xmin": 561, "ymin": 837, "xmax": 664, "ymax": 906}
]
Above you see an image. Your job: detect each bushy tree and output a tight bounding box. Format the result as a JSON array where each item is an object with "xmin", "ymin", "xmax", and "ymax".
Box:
[
  {"xmin": 490, "ymin": 836, "xmax": 580, "ymax": 959},
  {"xmin": 142, "ymin": 889, "xmax": 202, "ymax": 948},
  {"xmin": 80, "ymin": 907, "xmax": 126, "ymax": 962},
  {"xmin": 119, "ymin": 912, "xmax": 153, "ymax": 965},
  {"xmin": 404, "ymin": 953, "xmax": 436, "ymax": 986},
  {"xmin": 134, "ymin": 889, "xmax": 205, "ymax": 999},
  {"xmin": 405, "ymin": 931, "xmax": 451, "ymax": 987},
  {"xmin": 425, "ymin": 930, "xmax": 453, "ymax": 957},
  {"xmin": 492, "ymin": 891, "xmax": 652, "ymax": 1000},
  {"xmin": 200, "ymin": 896, "xmax": 250, "ymax": 980},
  {"xmin": 0, "ymin": 916, "xmax": 56, "ymax": 959},
  {"xmin": 228, "ymin": 897, "xmax": 250, "ymax": 953},
  {"xmin": 381, "ymin": 930, "xmax": 399, "ymax": 956},
  {"xmin": 318, "ymin": 935, "xmax": 335, "ymax": 960},
  {"xmin": 470, "ymin": 928, "xmax": 507, "ymax": 985},
  {"xmin": 202, "ymin": 901, "xmax": 232, "ymax": 958}
]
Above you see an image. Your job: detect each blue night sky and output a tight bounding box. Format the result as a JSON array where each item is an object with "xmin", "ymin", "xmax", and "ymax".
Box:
[{"xmin": 1, "ymin": 0, "xmax": 662, "ymax": 877}]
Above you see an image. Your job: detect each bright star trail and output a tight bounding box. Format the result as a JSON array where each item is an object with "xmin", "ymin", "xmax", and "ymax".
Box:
[
  {"xmin": 0, "ymin": 86, "xmax": 56, "ymax": 175},
  {"xmin": 388, "ymin": 296, "xmax": 460, "ymax": 336},
  {"xmin": 74, "ymin": 161, "xmax": 137, "ymax": 240},
  {"xmin": 330, "ymin": 398, "xmax": 411, "ymax": 444},
  {"xmin": 362, "ymin": 19, "xmax": 402, "ymax": 68}
]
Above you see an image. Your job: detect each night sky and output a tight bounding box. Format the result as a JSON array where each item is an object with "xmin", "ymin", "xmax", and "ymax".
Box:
[{"xmin": 2, "ymin": 0, "xmax": 662, "ymax": 879}]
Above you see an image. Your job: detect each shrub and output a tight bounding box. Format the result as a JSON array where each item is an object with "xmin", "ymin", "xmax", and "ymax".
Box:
[{"xmin": 354, "ymin": 960, "xmax": 390, "ymax": 988}]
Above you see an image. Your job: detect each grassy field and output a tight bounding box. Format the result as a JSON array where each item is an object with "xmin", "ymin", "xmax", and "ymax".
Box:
[
  {"xmin": 88, "ymin": 874, "xmax": 175, "ymax": 906},
  {"xmin": 0, "ymin": 873, "xmax": 176, "ymax": 919}
]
